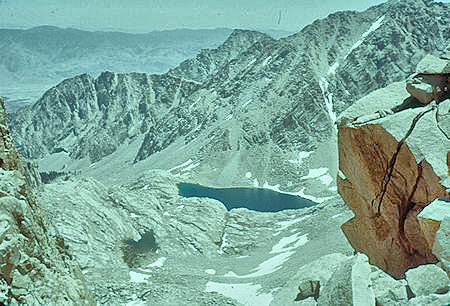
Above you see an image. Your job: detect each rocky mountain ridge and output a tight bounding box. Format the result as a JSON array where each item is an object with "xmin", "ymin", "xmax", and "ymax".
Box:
[{"xmin": 9, "ymin": 0, "xmax": 449, "ymax": 192}]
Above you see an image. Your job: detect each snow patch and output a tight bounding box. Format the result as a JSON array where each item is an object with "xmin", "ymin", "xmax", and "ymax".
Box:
[
  {"xmin": 275, "ymin": 215, "xmax": 311, "ymax": 232},
  {"xmin": 205, "ymin": 282, "xmax": 273, "ymax": 306},
  {"xmin": 346, "ymin": 15, "xmax": 385, "ymax": 59},
  {"xmin": 270, "ymin": 233, "xmax": 308, "ymax": 254},
  {"xmin": 242, "ymin": 99, "xmax": 252, "ymax": 108},
  {"xmin": 218, "ymin": 232, "xmax": 229, "ymax": 254},
  {"xmin": 262, "ymin": 56, "xmax": 272, "ymax": 67},
  {"xmin": 296, "ymin": 187, "xmax": 333, "ymax": 203},
  {"xmin": 126, "ymin": 298, "xmax": 147, "ymax": 306},
  {"xmin": 327, "ymin": 61, "xmax": 340, "ymax": 75},
  {"xmin": 246, "ymin": 58, "xmax": 257, "ymax": 68},
  {"xmin": 225, "ymin": 252, "xmax": 294, "ymax": 279},
  {"xmin": 288, "ymin": 151, "xmax": 313, "ymax": 165},
  {"xmin": 318, "ymin": 173, "xmax": 333, "ymax": 186},
  {"xmin": 224, "ymin": 234, "xmax": 308, "ymax": 279},
  {"xmin": 262, "ymin": 181, "xmax": 331, "ymax": 203},
  {"xmin": 319, "ymin": 77, "xmax": 337, "ymax": 127},
  {"xmin": 301, "ymin": 168, "xmax": 333, "ymax": 186},
  {"xmin": 181, "ymin": 162, "xmax": 200, "ymax": 172},
  {"xmin": 129, "ymin": 271, "xmax": 149, "ymax": 283},
  {"xmin": 205, "ymin": 269, "xmax": 216, "ymax": 275},
  {"xmin": 245, "ymin": 171, "xmax": 252, "ymax": 179},
  {"xmin": 148, "ymin": 257, "xmax": 166, "ymax": 268},
  {"xmin": 167, "ymin": 159, "xmax": 193, "ymax": 172},
  {"xmin": 191, "ymin": 96, "xmax": 202, "ymax": 108},
  {"xmin": 331, "ymin": 213, "xmax": 344, "ymax": 219}
]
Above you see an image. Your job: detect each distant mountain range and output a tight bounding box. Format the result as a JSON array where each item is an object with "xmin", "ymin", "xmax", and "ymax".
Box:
[
  {"xmin": 9, "ymin": 0, "xmax": 450, "ymax": 193},
  {"xmin": 0, "ymin": 26, "xmax": 238, "ymax": 111}
]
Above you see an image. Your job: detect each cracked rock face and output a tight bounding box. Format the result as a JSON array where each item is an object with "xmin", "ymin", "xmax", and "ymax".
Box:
[
  {"xmin": 337, "ymin": 75, "xmax": 449, "ymax": 278},
  {"xmin": 0, "ymin": 97, "xmax": 94, "ymax": 304}
]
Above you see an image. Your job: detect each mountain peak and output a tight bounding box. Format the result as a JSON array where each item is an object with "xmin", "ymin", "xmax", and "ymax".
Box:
[{"xmin": 168, "ymin": 28, "xmax": 273, "ymax": 83}]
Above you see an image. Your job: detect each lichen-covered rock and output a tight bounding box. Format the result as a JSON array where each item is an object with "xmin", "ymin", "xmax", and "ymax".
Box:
[
  {"xmin": 405, "ymin": 264, "xmax": 449, "ymax": 296},
  {"xmin": 0, "ymin": 97, "xmax": 94, "ymax": 305},
  {"xmin": 337, "ymin": 75, "xmax": 449, "ymax": 278}
]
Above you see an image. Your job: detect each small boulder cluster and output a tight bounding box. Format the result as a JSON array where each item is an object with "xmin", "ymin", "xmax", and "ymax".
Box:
[{"xmin": 293, "ymin": 252, "xmax": 449, "ymax": 306}]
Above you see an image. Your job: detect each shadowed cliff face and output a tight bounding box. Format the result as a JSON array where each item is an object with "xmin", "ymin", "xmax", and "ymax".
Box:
[
  {"xmin": 336, "ymin": 54, "xmax": 450, "ymax": 278},
  {"xmin": 0, "ymin": 97, "xmax": 94, "ymax": 304}
]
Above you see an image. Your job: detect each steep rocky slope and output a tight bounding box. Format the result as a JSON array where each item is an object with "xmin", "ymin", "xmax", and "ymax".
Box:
[
  {"xmin": 9, "ymin": 0, "xmax": 449, "ymax": 191},
  {"xmin": 0, "ymin": 97, "xmax": 94, "ymax": 304},
  {"xmin": 337, "ymin": 54, "xmax": 449, "ymax": 278}
]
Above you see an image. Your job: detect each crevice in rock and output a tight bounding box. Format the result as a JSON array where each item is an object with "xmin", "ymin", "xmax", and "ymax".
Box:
[
  {"xmin": 373, "ymin": 107, "xmax": 434, "ymax": 216},
  {"xmin": 435, "ymin": 110, "xmax": 450, "ymax": 140},
  {"xmin": 397, "ymin": 162, "xmax": 423, "ymax": 257}
]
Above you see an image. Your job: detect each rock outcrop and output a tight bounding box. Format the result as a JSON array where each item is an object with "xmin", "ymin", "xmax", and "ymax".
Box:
[
  {"xmin": 0, "ymin": 97, "xmax": 94, "ymax": 304},
  {"xmin": 405, "ymin": 264, "xmax": 449, "ymax": 296},
  {"xmin": 337, "ymin": 54, "xmax": 450, "ymax": 278}
]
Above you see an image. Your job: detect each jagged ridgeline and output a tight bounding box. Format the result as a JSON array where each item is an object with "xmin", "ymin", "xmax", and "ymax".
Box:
[{"xmin": 9, "ymin": 0, "xmax": 449, "ymax": 189}]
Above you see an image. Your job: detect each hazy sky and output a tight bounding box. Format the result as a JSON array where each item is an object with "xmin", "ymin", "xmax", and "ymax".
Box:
[{"xmin": 0, "ymin": 0, "xmax": 447, "ymax": 33}]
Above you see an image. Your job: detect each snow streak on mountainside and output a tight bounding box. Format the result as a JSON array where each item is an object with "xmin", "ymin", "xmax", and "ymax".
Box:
[{"xmin": 9, "ymin": 0, "xmax": 450, "ymax": 191}]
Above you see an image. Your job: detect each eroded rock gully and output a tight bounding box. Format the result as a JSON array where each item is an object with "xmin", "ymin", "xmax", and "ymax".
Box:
[{"xmin": 337, "ymin": 58, "xmax": 449, "ymax": 278}]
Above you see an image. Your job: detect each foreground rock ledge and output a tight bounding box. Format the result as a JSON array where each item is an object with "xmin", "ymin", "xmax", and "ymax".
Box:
[{"xmin": 337, "ymin": 81, "xmax": 449, "ymax": 279}]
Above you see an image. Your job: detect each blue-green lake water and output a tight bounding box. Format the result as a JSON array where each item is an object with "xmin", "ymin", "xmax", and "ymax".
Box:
[{"xmin": 177, "ymin": 183, "xmax": 317, "ymax": 212}]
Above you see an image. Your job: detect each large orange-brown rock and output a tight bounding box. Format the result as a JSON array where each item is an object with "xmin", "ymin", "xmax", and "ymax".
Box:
[{"xmin": 337, "ymin": 78, "xmax": 449, "ymax": 278}]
